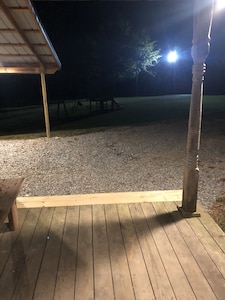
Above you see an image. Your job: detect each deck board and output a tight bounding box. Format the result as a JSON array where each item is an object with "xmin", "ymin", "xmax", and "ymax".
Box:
[
  {"xmin": 54, "ymin": 206, "xmax": 79, "ymax": 300},
  {"xmin": 16, "ymin": 190, "xmax": 183, "ymax": 208},
  {"xmin": 117, "ymin": 203, "xmax": 155, "ymax": 299},
  {"xmin": 156, "ymin": 201, "xmax": 217, "ymax": 299},
  {"xmin": 0, "ymin": 208, "xmax": 40, "ymax": 299},
  {"xmin": 129, "ymin": 203, "xmax": 176, "ymax": 300},
  {"xmin": 74, "ymin": 205, "xmax": 94, "ymax": 300},
  {"xmin": 33, "ymin": 207, "xmax": 67, "ymax": 300},
  {"xmin": 105, "ymin": 204, "xmax": 135, "ymax": 300},
  {"xmin": 0, "ymin": 191, "xmax": 224, "ymax": 300},
  {"xmin": 12, "ymin": 207, "xmax": 55, "ymax": 300},
  {"xmin": 0, "ymin": 208, "xmax": 28, "ymax": 276},
  {"xmin": 142, "ymin": 202, "xmax": 196, "ymax": 300},
  {"xmin": 92, "ymin": 205, "xmax": 114, "ymax": 300},
  {"xmin": 170, "ymin": 202, "xmax": 225, "ymax": 299}
]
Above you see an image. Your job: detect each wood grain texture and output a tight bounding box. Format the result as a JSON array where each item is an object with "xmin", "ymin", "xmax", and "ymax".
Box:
[
  {"xmin": 0, "ymin": 198, "xmax": 224, "ymax": 300},
  {"xmin": 74, "ymin": 205, "xmax": 94, "ymax": 300},
  {"xmin": 33, "ymin": 207, "xmax": 67, "ymax": 300},
  {"xmin": 11, "ymin": 207, "xmax": 55, "ymax": 300},
  {"xmin": 92, "ymin": 205, "xmax": 114, "ymax": 300},
  {"xmin": 54, "ymin": 207, "xmax": 79, "ymax": 300},
  {"xmin": 17, "ymin": 190, "xmax": 183, "ymax": 208},
  {"xmin": 0, "ymin": 178, "xmax": 25, "ymax": 229}
]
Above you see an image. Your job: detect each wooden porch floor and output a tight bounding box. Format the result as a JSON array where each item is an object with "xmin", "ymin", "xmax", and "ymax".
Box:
[{"xmin": 0, "ymin": 191, "xmax": 225, "ymax": 300}]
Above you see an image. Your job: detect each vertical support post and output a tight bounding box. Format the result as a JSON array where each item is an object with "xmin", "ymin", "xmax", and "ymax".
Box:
[
  {"xmin": 8, "ymin": 201, "xmax": 18, "ymax": 231},
  {"xmin": 40, "ymin": 73, "xmax": 51, "ymax": 138},
  {"xmin": 179, "ymin": 0, "xmax": 214, "ymax": 216}
]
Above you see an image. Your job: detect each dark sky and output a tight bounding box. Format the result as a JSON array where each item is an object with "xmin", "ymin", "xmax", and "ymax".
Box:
[
  {"xmin": 34, "ymin": 1, "xmax": 194, "ymax": 68},
  {"xmin": 1, "ymin": 1, "xmax": 225, "ymax": 107}
]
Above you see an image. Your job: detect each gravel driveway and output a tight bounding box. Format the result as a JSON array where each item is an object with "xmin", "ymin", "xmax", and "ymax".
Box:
[{"xmin": 1, "ymin": 117, "xmax": 225, "ymax": 210}]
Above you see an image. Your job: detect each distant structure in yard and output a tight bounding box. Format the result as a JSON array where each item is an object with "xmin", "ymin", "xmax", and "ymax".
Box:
[{"xmin": 0, "ymin": 0, "xmax": 61, "ymax": 138}]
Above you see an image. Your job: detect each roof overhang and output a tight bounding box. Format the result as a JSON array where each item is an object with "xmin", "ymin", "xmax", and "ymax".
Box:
[{"xmin": 0, "ymin": 0, "xmax": 61, "ymax": 74}]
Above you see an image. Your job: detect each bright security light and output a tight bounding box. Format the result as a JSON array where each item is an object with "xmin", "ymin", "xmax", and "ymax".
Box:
[
  {"xmin": 215, "ymin": 0, "xmax": 225, "ymax": 10},
  {"xmin": 167, "ymin": 50, "xmax": 178, "ymax": 63}
]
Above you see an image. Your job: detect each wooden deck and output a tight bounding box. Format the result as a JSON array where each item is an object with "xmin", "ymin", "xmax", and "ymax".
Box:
[{"xmin": 0, "ymin": 191, "xmax": 225, "ymax": 300}]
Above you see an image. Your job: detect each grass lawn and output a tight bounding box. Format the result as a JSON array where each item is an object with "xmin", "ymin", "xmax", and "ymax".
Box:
[{"xmin": 1, "ymin": 94, "xmax": 225, "ymax": 139}]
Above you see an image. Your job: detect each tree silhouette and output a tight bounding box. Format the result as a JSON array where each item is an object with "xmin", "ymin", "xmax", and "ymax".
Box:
[{"xmin": 79, "ymin": 15, "xmax": 161, "ymax": 97}]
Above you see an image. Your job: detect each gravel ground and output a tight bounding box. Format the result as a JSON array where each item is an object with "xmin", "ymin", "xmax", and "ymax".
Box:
[{"xmin": 1, "ymin": 118, "xmax": 225, "ymax": 210}]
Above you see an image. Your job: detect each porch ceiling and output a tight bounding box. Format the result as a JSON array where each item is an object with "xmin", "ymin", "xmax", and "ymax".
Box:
[{"xmin": 0, "ymin": 0, "xmax": 61, "ymax": 74}]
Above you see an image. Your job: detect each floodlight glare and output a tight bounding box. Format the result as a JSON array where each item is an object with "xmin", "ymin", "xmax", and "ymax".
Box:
[
  {"xmin": 216, "ymin": 0, "xmax": 225, "ymax": 10},
  {"xmin": 167, "ymin": 50, "xmax": 178, "ymax": 63}
]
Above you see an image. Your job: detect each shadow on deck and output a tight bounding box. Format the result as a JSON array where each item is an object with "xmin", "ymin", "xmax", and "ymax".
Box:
[{"xmin": 0, "ymin": 190, "xmax": 224, "ymax": 299}]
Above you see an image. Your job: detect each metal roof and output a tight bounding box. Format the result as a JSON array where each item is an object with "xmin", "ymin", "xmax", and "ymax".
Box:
[{"xmin": 0, "ymin": 0, "xmax": 61, "ymax": 74}]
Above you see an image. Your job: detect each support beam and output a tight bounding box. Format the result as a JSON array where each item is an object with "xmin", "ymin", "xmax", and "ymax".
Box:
[
  {"xmin": 40, "ymin": 73, "xmax": 51, "ymax": 138},
  {"xmin": 180, "ymin": 0, "xmax": 214, "ymax": 215}
]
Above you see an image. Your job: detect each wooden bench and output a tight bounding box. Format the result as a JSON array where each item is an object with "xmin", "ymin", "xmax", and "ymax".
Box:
[{"xmin": 0, "ymin": 178, "xmax": 25, "ymax": 231}]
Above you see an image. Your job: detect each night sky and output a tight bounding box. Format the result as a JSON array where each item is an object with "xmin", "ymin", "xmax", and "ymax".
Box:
[{"xmin": 1, "ymin": 1, "xmax": 225, "ymax": 107}]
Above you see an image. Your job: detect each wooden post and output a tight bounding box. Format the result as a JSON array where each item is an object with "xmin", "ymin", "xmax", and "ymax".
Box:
[
  {"xmin": 40, "ymin": 72, "xmax": 51, "ymax": 138},
  {"xmin": 179, "ymin": 0, "xmax": 214, "ymax": 216},
  {"xmin": 8, "ymin": 201, "xmax": 18, "ymax": 231}
]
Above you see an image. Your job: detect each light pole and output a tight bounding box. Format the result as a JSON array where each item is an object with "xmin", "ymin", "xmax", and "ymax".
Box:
[{"xmin": 167, "ymin": 50, "xmax": 178, "ymax": 94}]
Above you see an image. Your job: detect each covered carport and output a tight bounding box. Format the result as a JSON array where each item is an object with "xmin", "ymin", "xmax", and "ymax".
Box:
[{"xmin": 0, "ymin": 0, "xmax": 61, "ymax": 138}]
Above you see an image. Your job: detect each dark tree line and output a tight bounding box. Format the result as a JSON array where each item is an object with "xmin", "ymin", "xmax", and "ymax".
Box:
[{"xmin": 72, "ymin": 14, "xmax": 161, "ymax": 98}]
